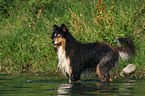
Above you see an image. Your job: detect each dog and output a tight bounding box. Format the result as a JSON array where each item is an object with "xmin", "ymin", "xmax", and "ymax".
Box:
[{"xmin": 51, "ymin": 24, "xmax": 135, "ymax": 82}]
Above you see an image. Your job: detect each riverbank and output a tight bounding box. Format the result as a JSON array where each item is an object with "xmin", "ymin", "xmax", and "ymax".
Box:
[{"xmin": 0, "ymin": 0, "xmax": 145, "ymax": 75}]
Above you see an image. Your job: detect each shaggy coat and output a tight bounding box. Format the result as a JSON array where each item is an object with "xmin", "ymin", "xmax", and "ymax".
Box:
[{"xmin": 51, "ymin": 24, "xmax": 135, "ymax": 82}]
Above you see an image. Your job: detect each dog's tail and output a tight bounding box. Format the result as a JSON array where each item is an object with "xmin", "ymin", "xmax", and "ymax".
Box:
[{"xmin": 114, "ymin": 37, "xmax": 135, "ymax": 60}]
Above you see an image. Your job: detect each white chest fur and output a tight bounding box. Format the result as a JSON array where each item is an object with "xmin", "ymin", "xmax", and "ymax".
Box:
[{"xmin": 57, "ymin": 46, "xmax": 71, "ymax": 76}]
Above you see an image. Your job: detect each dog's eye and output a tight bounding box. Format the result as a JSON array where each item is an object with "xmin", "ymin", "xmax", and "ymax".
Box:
[{"xmin": 58, "ymin": 35, "xmax": 62, "ymax": 38}]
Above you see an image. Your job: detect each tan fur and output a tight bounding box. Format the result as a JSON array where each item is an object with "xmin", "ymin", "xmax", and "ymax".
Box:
[{"xmin": 96, "ymin": 64, "xmax": 103, "ymax": 81}]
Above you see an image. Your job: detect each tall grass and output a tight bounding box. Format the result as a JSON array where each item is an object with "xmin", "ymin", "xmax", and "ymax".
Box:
[{"xmin": 0, "ymin": 0, "xmax": 144, "ymax": 75}]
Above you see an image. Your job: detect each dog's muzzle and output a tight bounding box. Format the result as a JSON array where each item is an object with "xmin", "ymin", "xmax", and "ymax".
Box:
[{"xmin": 52, "ymin": 40, "xmax": 61, "ymax": 48}]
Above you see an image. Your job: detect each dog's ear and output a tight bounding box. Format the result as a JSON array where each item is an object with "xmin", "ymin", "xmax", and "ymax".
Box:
[
  {"xmin": 53, "ymin": 25, "xmax": 58, "ymax": 31},
  {"xmin": 51, "ymin": 25, "xmax": 57, "ymax": 39},
  {"xmin": 61, "ymin": 24, "xmax": 68, "ymax": 32}
]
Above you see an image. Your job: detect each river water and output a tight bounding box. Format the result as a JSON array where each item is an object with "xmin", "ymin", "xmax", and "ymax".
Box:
[{"xmin": 0, "ymin": 74, "xmax": 145, "ymax": 96}]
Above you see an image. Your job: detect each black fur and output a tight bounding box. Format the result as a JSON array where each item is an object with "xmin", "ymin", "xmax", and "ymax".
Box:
[{"xmin": 51, "ymin": 24, "xmax": 135, "ymax": 82}]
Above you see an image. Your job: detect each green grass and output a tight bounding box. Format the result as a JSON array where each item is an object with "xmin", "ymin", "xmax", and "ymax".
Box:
[{"xmin": 0, "ymin": 0, "xmax": 145, "ymax": 76}]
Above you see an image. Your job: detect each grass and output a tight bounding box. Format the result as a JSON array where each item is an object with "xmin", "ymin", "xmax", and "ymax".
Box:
[{"xmin": 0, "ymin": 0, "xmax": 145, "ymax": 76}]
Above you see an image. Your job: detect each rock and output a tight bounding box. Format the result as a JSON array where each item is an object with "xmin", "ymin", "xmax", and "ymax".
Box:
[{"xmin": 120, "ymin": 64, "xmax": 136, "ymax": 77}]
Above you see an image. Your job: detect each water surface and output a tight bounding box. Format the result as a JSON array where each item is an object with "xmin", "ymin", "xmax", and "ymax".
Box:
[{"xmin": 0, "ymin": 74, "xmax": 145, "ymax": 96}]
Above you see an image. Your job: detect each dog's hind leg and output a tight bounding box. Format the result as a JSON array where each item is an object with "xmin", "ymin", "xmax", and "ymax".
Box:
[
  {"xmin": 96, "ymin": 64, "xmax": 104, "ymax": 81},
  {"xmin": 96, "ymin": 64, "xmax": 106, "ymax": 82},
  {"xmin": 96, "ymin": 53, "xmax": 119, "ymax": 82},
  {"xmin": 96, "ymin": 63, "xmax": 113, "ymax": 82},
  {"xmin": 106, "ymin": 73, "xmax": 113, "ymax": 81}
]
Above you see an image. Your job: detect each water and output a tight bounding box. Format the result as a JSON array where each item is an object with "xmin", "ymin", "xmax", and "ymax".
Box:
[{"xmin": 0, "ymin": 74, "xmax": 145, "ymax": 96}]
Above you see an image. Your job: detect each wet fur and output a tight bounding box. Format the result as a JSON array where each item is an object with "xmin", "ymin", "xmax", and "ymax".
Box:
[{"xmin": 51, "ymin": 24, "xmax": 135, "ymax": 82}]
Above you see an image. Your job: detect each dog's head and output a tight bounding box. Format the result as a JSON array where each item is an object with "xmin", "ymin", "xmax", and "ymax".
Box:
[{"xmin": 51, "ymin": 24, "xmax": 68, "ymax": 48}]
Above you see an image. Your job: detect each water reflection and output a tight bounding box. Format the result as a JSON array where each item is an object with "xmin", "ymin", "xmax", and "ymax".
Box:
[
  {"xmin": 58, "ymin": 84, "xmax": 72, "ymax": 95},
  {"xmin": 58, "ymin": 82, "xmax": 113, "ymax": 95},
  {"xmin": 0, "ymin": 75, "xmax": 145, "ymax": 96},
  {"xmin": 57, "ymin": 80, "xmax": 138, "ymax": 96}
]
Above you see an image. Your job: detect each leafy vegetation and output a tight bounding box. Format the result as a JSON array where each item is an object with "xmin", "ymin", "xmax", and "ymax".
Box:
[{"xmin": 0, "ymin": 0, "xmax": 144, "ymax": 76}]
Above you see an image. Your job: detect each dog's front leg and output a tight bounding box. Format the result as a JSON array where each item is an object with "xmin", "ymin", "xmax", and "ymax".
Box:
[
  {"xmin": 69, "ymin": 77, "xmax": 72, "ymax": 83},
  {"xmin": 70, "ymin": 71, "xmax": 81, "ymax": 83}
]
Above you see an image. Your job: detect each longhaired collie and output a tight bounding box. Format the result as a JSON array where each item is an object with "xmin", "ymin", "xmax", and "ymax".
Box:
[{"xmin": 51, "ymin": 24, "xmax": 135, "ymax": 82}]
